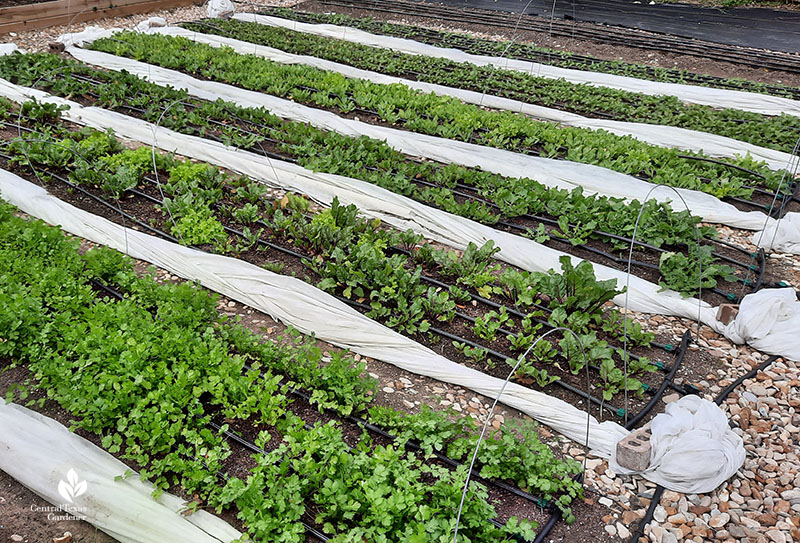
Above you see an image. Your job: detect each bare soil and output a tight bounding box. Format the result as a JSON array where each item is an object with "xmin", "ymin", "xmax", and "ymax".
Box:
[{"xmin": 295, "ymin": 0, "xmax": 800, "ymax": 88}]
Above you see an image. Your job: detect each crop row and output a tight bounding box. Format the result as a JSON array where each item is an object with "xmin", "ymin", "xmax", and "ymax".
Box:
[
  {"xmin": 262, "ymin": 7, "xmax": 800, "ymax": 103},
  {"xmin": 87, "ymin": 32, "xmax": 788, "ymax": 200},
  {"xmin": 0, "ymin": 51, "xmax": 751, "ymax": 296},
  {"xmin": 184, "ymin": 17, "xmax": 800, "ymax": 155},
  {"xmin": 0, "ymin": 196, "xmax": 587, "ymax": 539},
  {"xmin": 0, "ymin": 99, "xmax": 663, "ymax": 407}
]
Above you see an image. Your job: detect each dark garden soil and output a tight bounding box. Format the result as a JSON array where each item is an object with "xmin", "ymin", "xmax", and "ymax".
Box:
[{"xmin": 294, "ymin": 0, "xmax": 800, "ymax": 88}]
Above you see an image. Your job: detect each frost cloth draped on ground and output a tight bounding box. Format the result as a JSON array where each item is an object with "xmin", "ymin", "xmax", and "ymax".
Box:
[
  {"xmin": 58, "ymin": 40, "xmax": 800, "ymax": 255},
  {"xmin": 155, "ymin": 23, "xmax": 797, "ymax": 172},
  {"xmin": 231, "ymin": 13, "xmax": 800, "ymax": 118}
]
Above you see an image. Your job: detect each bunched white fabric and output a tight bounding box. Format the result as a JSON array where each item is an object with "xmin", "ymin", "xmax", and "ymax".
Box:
[
  {"xmin": 610, "ymin": 396, "xmax": 746, "ymax": 494},
  {"xmin": 0, "ymin": 398, "xmax": 242, "ymax": 543}
]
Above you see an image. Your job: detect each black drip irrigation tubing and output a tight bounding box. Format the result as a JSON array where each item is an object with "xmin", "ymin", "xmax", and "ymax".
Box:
[
  {"xmin": 286, "ymin": 8, "xmax": 800, "ymax": 99},
  {"xmin": 37, "ymin": 73, "xmax": 767, "ymax": 300},
  {"xmin": 626, "ymin": 354, "xmax": 781, "ymax": 543},
  {"xmin": 411, "ymin": 175, "xmax": 760, "ymax": 279},
  {"xmin": 6, "ymin": 149, "xmax": 694, "ymax": 424},
  {"xmin": 302, "ymin": 0, "xmax": 800, "ymax": 74},
  {"xmin": 209, "ymin": 413, "xmax": 545, "ymax": 542},
  {"xmin": 87, "ymin": 268, "xmax": 562, "ymax": 541},
  {"xmin": 624, "ymin": 330, "xmax": 690, "ymax": 431}
]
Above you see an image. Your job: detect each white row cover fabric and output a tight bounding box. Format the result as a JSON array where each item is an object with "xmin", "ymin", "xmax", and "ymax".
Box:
[
  {"xmin": 722, "ymin": 287, "xmax": 800, "ymax": 361},
  {"xmin": 0, "ymin": 76, "xmax": 726, "ymax": 332},
  {"xmin": 163, "ymin": 25, "xmax": 796, "ymax": 172},
  {"xmin": 0, "ymin": 398, "xmax": 242, "ymax": 543},
  {"xmin": 235, "ymin": 13, "xmax": 800, "ymax": 118},
  {"xmin": 206, "ymin": 0, "xmax": 234, "ymax": 19},
  {"xmin": 0, "ymin": 172, "xmax": 747, "ymax": 494},
  {"xmin": 0, "ymin": 167, "xmax": 626, "ymax": 463},
  {"xmin": 60, "ymin": 44, "xmax": 800, "ymax": 254},
  {"xmin": 2, "ymin": 74, "xmax": 799, "ymax": 363},
  {"xmin": 610, "ymin": 395, "xmax": 745, "ymax": 494}
]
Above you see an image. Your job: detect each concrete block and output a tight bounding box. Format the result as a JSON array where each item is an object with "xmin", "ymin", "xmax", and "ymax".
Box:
[
  {"xmin": 616, "ymin": 424, "xmax": 652, "ymax": 471},
  {"xmin": 716, "ymin": 303, "xmax": 739, "ymax": 325}
]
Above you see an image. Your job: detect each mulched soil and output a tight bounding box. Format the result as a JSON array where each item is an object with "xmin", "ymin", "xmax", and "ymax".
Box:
[{"xmin": 294, "ymin": 0, "xmax": 800, "ymax": 88}]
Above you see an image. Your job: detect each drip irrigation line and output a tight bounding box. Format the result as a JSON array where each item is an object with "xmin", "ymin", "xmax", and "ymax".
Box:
[
  {"xmin": 714, "ymin": 355, "xmax": 780, "ymax": 406},
  {"xmin": 623, "ymin": 329, "xmax": 691, "ymax": 430},
  {"xmin": 676, "ymin": 154, "xmax": 766, "ymax": 180},
  {"xmin": 20, "ymin": 149, "xmax": 686, "ymax": 421},
  {"xmin": 122, "ymin": 176, "xmax": 660, "ymax": 376},
  {"xmin": 285, "ymin": 387, "xmax": 552, "ymax": 508},
  {"xmin": 256, "ymin": 7, "xmax": 800, "ymax": 94},
  {"xmin": 627, "ymin": 354, "xmax": 780, "ymax": 542},
  {"xmin": 302, "ymin": 0, "xmax": 800, "ymax": 74},
  {"xmin": 211, "ymin": 414, "xmax": 535, "ymax": 542},
  {"xmin": 335, "ymin": 293, "xmax": 622, "ymax": 417}
]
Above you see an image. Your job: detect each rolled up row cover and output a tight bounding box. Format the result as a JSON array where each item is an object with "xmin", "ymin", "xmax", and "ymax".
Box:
[
  {"xmin": 155, "ymin": 23, "xmax": 797, "ymax": 171},
  {"xmin": 56, "ymin": 40, "xmax": 800, "ymax": 255},
  {"xmin": 232, "ymin": 13, "xmax": 800, "ymax": 118}
]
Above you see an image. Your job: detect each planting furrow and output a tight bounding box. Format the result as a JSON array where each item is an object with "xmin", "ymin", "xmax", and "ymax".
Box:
[{"xmin": 181, "ymin": 17, "xmax": 800, "ymax": 163}]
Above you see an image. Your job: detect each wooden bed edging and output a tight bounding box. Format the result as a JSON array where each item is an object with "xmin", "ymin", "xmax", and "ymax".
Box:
[{"xmin": 0, "ymin": 0, "xmax": 202, "ymax": 34}]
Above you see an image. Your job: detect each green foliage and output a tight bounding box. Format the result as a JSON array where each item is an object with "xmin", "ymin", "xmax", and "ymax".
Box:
[
  {"xmin": 659, "ymin": 245, "xmax": 739, "ymax": 294},
  {"xmin": 89, "ymin": 31, "xmax": 786, "ymax": 199},
  {"xmin": 170, "ymin": 206, "xmax": 227, "ymax": 248},
  {"xmin": 258, "ymin": 8, "xmax": 800, "ymax": 115},
  {"xmin": 0, "ymin": 51, "xmax": 741, "ymax": 294},
  {"xmin": 368, "ymin": 405, "xmax": 583, "ymax": 522}
]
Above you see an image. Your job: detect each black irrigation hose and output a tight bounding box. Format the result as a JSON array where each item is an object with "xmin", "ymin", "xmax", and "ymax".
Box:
[
  {"xmin": 85, "ymin": 274, "xmax": 554, "ymax": 537},
  {"xmin": 624, "ymin": 329, "xmax": 691, "ymax": 430},
  {"xmin": 210, "ymin": 415, "xmax": 535, "ymax": 542},
  {"xmin": 627, "ymin": 355, "xmax": 780, "ymax": 542},
  {"xmin": 305, "ymin": 0, "xmax": 800, "ymax": 74},
  {"xmin": 286, "ymin": 387, "xmax": 553, "ymax": 508},
  {"xmin": 714, "ymin": 355, "xmax": 780, "ymax": 406}
]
